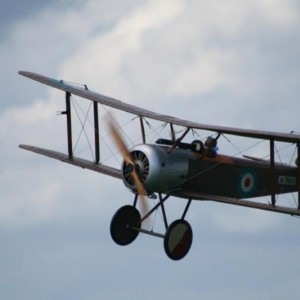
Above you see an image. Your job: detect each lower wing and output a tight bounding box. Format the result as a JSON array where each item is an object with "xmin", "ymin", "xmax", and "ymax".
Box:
[{"xmin": 19, "ymin": 144, "xmax": 121, "ymax": 179}]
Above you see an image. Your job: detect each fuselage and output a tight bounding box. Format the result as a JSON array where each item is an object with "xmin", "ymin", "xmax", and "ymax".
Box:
[{"xmin": 122, "ymin": 144, "xmax": 298, "ymax": 200}]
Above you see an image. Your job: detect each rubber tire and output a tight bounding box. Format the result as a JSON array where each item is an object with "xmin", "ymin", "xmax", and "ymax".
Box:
[
  {"xmin": 164, "ymin": 219, "xmax": 193, "ymax": 260},
  {"xmin": 110, "ymin": 205, "xmax": 141, "ymax": 246}
]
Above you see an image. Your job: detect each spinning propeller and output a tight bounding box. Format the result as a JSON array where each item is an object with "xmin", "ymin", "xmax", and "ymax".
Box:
[{"xmin": 107, "ymin": 117, "xmax": 148, "ymax": 215}]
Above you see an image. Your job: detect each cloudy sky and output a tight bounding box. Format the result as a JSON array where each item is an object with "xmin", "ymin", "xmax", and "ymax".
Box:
[{"xmin": 1, "ymin": 0, "xmax": 300, "ymax": 299}]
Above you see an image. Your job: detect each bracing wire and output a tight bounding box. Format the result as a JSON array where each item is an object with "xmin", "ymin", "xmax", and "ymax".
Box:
[{"xmin": 71, "ymin": 99, "xmax": 95, "ymax": 161}]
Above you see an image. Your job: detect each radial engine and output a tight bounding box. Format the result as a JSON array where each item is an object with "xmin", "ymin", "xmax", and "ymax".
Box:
[{"xmin": 122, "ymin": 144, "xmax": 195, "ymax": 194}]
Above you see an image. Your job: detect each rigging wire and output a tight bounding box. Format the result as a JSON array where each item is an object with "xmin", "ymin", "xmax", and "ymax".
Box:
[{"xmin": 71, "ymin": 98, "xmax": 94, "ymax": 161}]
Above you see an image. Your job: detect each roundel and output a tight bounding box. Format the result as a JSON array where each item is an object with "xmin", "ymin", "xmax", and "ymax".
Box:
[{"xmin": 238, "ymin": 169, "xmax": 257, "ymax": 196}]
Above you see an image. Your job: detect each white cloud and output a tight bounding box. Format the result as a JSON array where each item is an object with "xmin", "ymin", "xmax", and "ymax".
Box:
[
  {"xmin": 59, "ymin": 0, "xmax": 185, "ymax": 99},
  {"xmin": 0, "ymin": 167, "xmax": 62, "ymax": 228},
  {"xmin": 170, "ymin": 48, "xmax": 236, "ymax": 96},
  {"xmin": 256, "ymin": 0, "xmax": 300, "ymax": 27},
  {"xmin": 53, "ymin": 0, "xmax": 300, "ymax": 110},
  {"xmin": 5, "ymin": 98, "xmax": 57, "ymax": 124}
]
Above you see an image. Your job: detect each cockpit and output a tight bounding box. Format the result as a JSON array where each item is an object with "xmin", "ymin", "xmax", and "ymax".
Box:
[{"xmin": 156, "ymin": 135, "xmax": 219, "ymax": 157}]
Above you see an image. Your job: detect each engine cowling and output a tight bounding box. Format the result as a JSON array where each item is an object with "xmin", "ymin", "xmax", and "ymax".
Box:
[{"xmin": 122, "ymin": 144, "xmax": 193, "ymax": 194}]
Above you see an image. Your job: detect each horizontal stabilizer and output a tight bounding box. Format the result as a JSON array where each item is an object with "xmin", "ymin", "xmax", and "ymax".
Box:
[{"xmin": 19, "ymin": 144, "xmax": 122, "ymax": 179}]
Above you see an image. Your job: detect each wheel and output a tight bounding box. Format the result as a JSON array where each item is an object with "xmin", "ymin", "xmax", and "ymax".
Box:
[
  {"xmin": 110, "ymin": 205, "xmax": 141, "ymax": 246},
  {"xmin": 164, "ymin": 219, "xmax": 193, "ymax": 260}
]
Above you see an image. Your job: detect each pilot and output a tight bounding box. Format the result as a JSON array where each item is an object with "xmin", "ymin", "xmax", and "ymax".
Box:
[{"xmin": 204, "ymin": 137, "xmax": 218, "ymax": 157}]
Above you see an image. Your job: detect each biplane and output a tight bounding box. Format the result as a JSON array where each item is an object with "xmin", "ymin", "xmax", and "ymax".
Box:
[{"xmin": 19, "ymin": 71, "xmax": 300, "ymax": 260}]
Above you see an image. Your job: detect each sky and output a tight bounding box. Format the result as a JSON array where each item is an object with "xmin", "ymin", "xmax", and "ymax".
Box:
[{"xmin": 1, "ymin": 0, "xmax": 300, "ymax": 299}]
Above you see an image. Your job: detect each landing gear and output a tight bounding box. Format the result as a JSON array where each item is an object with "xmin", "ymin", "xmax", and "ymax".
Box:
[
  {"xmin": 164, "ymin": 219, "xmax": 193, "ymax": 261},
  {"xmin": 110, "ymin": 195, "xmax": 193, "ymax": 260},
  {"xmin": 110, "ymin": 205, "xmax": 141, "ymax": 246}
]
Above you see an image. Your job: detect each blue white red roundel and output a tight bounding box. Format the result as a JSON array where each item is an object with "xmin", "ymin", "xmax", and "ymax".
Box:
[{"xmin": 238, "ymin": 169, "xmax": 257, "ymax": 196}]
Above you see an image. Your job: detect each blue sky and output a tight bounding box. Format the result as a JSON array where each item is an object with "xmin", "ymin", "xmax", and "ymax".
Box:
[{"xmin": 1, "ymin": 1, "xmax": 300, "ymax": 299}]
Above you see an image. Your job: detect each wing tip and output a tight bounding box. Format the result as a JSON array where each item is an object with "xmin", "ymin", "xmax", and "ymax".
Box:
[
  {"xmin": 19, "ymin": 144, "xmax": 31, "ymax": 150},
  {"xmin": 18, "ymin": 70, "xmax": 39, "ymax": 79},
  {"xmin": 18, "ymin": 70, "xmax": 28, "ymax": 76}
]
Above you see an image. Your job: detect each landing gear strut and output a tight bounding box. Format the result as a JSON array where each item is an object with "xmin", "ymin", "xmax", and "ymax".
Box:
[{"xmin": 110, "ymin": 194, "xmax": 193, "ymax": 260}]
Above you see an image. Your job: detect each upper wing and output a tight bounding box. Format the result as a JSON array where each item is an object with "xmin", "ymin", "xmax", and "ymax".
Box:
[
  {"xmin": 19, "ymin": 71, "xmax": 300, "ymax": 143},
  {"xmin": 19, "ymin": 144, "xmax": 122, "ymax": 179}
]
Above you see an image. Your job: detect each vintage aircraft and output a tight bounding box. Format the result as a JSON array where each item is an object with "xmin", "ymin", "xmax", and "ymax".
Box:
[{"xmin": 19, "ymin": 71, "xmax": 300, "ymax": 260}]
